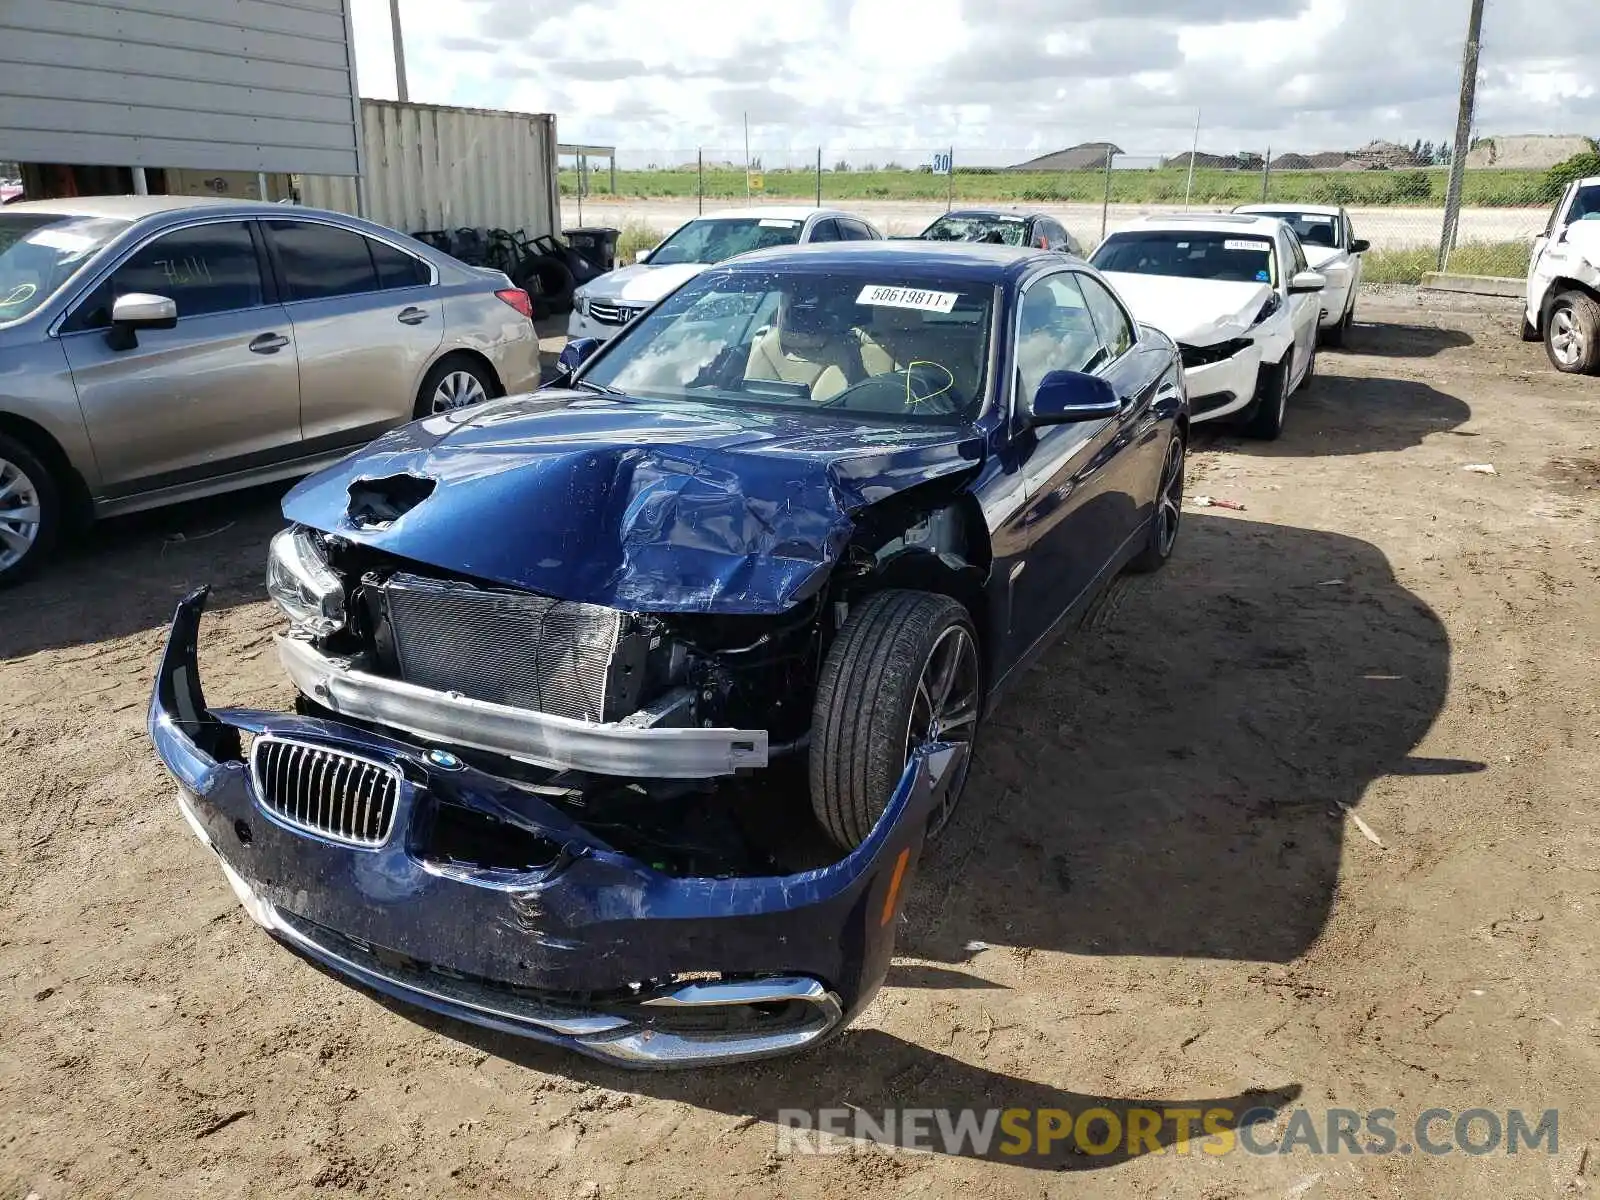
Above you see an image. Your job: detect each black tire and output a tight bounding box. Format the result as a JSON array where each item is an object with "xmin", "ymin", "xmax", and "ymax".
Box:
[
  {"xmin": 515, "ymin": 255, "xmax": 576, "ymax": 317},
  {"xmin": 1127, "ymin": 433, "xmax": 1185, "ymax": 574},
  {"xmin": 1240, "ymin": 357, "xmax": 1289, "ymax": 441},
  {"xmin": 810, "ymin": 591, "xmax": 981, "ymax": 852},
  {"xmin": 1299, "ymin": 341, "xmax": 1317, "ymax": 389},
  {"xmin": 413, "ymin": 355, "xmax": 499, "ymax": 419},
  {"xmin": 0, "ymin": 432, "xmax": 62, "ymax": 587},
  {"xmin": 1544, "ymin": 291, "xmax": 1600, "ymax": 375},
  {"xmin": 1323, "ymin": 302, "xmax": 1353, "ymax": 349}
]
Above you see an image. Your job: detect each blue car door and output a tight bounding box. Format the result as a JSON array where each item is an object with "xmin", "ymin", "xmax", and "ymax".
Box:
[{"xmin": 1003, "ymin": 269, "xmax": 1162, "ymax": 668}]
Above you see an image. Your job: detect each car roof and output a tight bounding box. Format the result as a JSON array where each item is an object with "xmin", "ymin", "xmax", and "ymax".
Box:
[
  {"xmin": 1235, "ymin": 203, "xmax": 1343, "ymax": 218},
  {"xmin": 1111, "ymin": 213, "xmax": 1286, "ymax": 237},
  {"xmin": 939, "ymin": 208, "xmax": 1045, "ymax": 220},
  {"xmin": 0, "ymin": 194, "xmax": 283, "ymax": 220},
  {"xmin": 717, "ymin": 239, "xmax": 1061, "ymax": 281},
  {"xmin": 689, "ymin": 206, "xmax": 849, "ymax": 221}
]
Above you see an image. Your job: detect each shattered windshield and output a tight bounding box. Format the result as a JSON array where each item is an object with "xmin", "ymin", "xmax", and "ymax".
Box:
[
  {"xmin": 0, "ymin": 213, "xmax": 127, "ymax": 322},
  {"xmin": 921, "ymin": 213, "xmax": 1029, "ymax": 246},
  {"xmin": 646, "ymin": 217, "xmax": 806, "ymax": 265},
  {"xmin": 579, "ymin": 268, "xmax": 995, "ymax": 423},
  {"xmin": 1092, "ymin": 231, "xmax": 1280, "ymax": 286}
]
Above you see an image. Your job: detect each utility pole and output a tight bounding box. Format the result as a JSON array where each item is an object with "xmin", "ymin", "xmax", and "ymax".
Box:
[
  {"xmin": 1182, "ymin": 109, "xmax": 1200, "ymax": 211},
  {"xmin": 1100, "ymin": 150, "xmax": 1114, "ymax": 242},
  {"xmin": 389, "ymin": 0, "xmax": 409, "ymax": 102},
  {"xmin": 1438, "ymin": 0, "xmax": 1487, "ymax": 272},
  {"xmin": 743, "ymin": 112, "xmax": 751, "ymax": 200}
]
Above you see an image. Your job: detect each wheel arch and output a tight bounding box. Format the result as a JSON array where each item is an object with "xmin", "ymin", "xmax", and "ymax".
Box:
[
  {"xmin": 1542, "ymin": 276, "xmax": 1600, "ymax": 324},
  {"xmin": 0, "ymin": 411, "xmax": 92, "ymax": 527},
  {"xmin": 418, "ymin": 346, "xmax": 506, "ymax": 403}
]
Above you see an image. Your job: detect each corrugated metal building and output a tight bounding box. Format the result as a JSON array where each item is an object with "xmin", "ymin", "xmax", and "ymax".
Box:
[
  {"xmin": 300, "ymin": 101, "xmax": 560, "ymax": 240},
  {"xmin": 0, "ymin": 0, "xmax": 362, "ymax": 175}
]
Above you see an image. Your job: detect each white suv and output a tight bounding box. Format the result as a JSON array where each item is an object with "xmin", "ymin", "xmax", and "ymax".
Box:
[{"xmin": 1525, "ymin": 175, "xmax": 1600, "ymax": 375}]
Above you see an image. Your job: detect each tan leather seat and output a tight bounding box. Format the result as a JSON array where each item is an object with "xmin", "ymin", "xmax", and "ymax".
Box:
[
  {"xmin": 744, "ymin": 326, "xmax": 857, "ymax": 402},
  {"xmin": 865, "ymin": 306, "xmax": 984, "ymax": 402}
]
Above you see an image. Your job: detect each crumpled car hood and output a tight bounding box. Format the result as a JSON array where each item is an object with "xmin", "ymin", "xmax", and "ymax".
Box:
[
  {"xmin": 1099, "ymin": 272, "xmax": 1273, "ymax": 345},
  {"xmin": 282, "ymin": 392, "xmax": 984, "ymax": 614}
]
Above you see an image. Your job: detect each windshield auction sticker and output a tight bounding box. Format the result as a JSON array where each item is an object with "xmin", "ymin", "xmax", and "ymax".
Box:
[
  {"xmin": 857, "ymin": 285, "xmax": 959, "ymax": 313},
  {"xmin": 1224, "ymin": 240, "xmax": 1272, "ymax": 252}
]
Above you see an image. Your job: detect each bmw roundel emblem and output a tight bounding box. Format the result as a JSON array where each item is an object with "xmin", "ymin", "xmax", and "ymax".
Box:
[{"xmin": 425, "ymin": 749, "xmax": 464, "ymax": 771}]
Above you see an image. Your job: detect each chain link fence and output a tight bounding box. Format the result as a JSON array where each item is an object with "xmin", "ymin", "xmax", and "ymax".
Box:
[{"xmin": 559, "ymin": 143, "xmax": 1571, "ymax": 283}]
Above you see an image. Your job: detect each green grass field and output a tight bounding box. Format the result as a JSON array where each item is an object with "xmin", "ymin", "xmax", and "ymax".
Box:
[
  {"xmin": 1363, "ymin": 241, "xmax": 1533, "ymax": 285},
  {"xmin": 560, "ymin": 165, "xmax": 1552, "ymax": 209}
]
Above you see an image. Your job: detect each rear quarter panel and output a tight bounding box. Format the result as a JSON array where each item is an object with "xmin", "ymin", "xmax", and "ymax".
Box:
[{"xmin": 441, "ymin": 288, "xmax": 541, "ymax": 396}]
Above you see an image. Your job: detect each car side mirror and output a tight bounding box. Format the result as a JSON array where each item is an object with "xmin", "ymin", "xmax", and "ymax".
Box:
[
  {"xmin": 556, "ymin": 336, "xmax": 602, "ymax": 380},
  {"xmin": 1030, "ymin": 370, "xmax": 1121, "ymax": 426},
  {"xmin": 1350, "ymin": 238, "xmax": 1370, "ymax": 254},
  {"xmin": 1288, "ymin": 270, "xmax": 1327, "ymax": 295},
  {"xmin": 105, "ymin": 291, "xmax": 177, "ymax": 350}
]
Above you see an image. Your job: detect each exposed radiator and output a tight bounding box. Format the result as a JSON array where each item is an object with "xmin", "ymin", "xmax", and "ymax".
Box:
[{"xmin": 381, "ymin": 573, "xmax": 623, "ymax": 723}]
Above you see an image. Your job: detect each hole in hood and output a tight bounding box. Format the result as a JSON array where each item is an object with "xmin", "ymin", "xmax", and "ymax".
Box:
[{"xmin": 347, "ymin": 474, "xmax": 436, "ymax": 529}]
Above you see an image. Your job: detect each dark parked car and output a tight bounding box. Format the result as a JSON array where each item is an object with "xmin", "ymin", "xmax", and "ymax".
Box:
[
  {"xmin": 150, "ymin": 242, "xmax": 1187, "ymax": 1067},
  {"xmin": 917, "ymin": 208, "xmax": 1084, "ymax": 256}
]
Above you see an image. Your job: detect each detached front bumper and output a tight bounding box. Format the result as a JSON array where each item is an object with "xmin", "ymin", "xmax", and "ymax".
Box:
[
  {"xmin": 150, "ymin": 589, "xmax": 940, "ymax": 1068},
  {"xmin": 1182, "ymin": 343, "xmax": 1264, "ymax": 422}
]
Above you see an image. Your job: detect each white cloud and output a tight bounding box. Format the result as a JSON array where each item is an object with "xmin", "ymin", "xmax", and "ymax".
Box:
[{"xmin": 350, "ymin": 0, "xmax": 1600, "ymax": 167}]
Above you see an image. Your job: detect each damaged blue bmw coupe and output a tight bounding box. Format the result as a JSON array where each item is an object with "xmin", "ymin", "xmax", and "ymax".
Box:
[{"xmin": 150, "ymin": 242, "xmax": 1187, "ymax": 1067}]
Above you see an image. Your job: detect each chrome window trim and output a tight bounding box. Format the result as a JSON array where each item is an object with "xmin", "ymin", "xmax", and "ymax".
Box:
[{"xmin": 47, "ymin": 210, "xmax": 442, "ymax": 336}]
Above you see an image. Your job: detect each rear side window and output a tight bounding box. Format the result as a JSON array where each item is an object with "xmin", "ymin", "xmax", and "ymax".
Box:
[
  {"xmin": 839, "ymin": 219, "xmax": 876, "ymax": 241},
  {"xmin": 69, "ymin": 220, "xmax": 264, "ymax": 329},
  {"xmin": 807, "ymin": 219, "xmax": 841, "ymax": 243},
  {"xmin": 369, "ymin": 238, "xmax": 430, "ymax": 289},
  {"xmin": 267, "ymin": 220, "xmax": 379, "ymax": 301}
]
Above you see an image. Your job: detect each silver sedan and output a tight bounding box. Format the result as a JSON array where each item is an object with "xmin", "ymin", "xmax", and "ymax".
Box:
[{"xmin": 0, "ymin": 195, "xmax": 541, "ymax": 583}]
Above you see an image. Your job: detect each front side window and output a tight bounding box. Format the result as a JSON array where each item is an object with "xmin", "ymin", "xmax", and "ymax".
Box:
[
  {"xmin": 1077, "ymin": 274, "xmax": 1135, "ymax": 359},
  {"xmin": 1569, "ymin": 184, "xmax": 1600, "ymax": 223},
  {"xmin": 645, "ymin": 217, "xmax": 805, "ymax": 265},
  {"xmin": 1092, "ymin": 231, "xmax": 1279, "ymax": 287},
  {"xmin": 1247, "ymin": 209, "xmax": 1342, "ymax": 248},
  {"xmin": 921, "ymin": 213, "xmax": 1029, "ymax": 246},
  {"xmin": 267, "ymin": 220, "xmax": 379, "ymax": 301},
  {"xmin": 71, "ymin": 220, "xmax": 263, "ymax": 329},
  {"xmin": 580, "ymin": 268, "xmax": 995, "ymax": 423},
  {"xmin": 1015, "ymin": 273, "xmax": 1105, "ymax": 403},
  {"xmin": 0, "ymin": 213, "xmax": 128, "ymax": 323}
]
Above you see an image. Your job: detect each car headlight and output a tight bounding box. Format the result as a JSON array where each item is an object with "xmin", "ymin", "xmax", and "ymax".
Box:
[
  {"xmin": 1253, "ymin": 293, "xmax": 1283, "ymax": 325},
  {"xmin": 266, "ymin": 527, "xmax": 346, "ymax": 636}
]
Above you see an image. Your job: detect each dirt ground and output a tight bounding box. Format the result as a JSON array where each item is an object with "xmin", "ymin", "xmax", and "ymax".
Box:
[{"xmin": 3, "ymin": 290, "xmax": 1600, "ymax": 1199}]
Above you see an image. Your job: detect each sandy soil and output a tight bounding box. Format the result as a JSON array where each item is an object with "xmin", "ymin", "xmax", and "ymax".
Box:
[
  {"xmin": 562, "ymin": 197, "xmax": 1550, "ymax": 250},
  {"xmin": 3, "ymin": 291, "xmax": 1599, "ymax": 1199}
]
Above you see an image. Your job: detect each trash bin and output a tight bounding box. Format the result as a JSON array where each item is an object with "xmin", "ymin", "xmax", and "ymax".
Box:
[{"xmin": 564, "ymin": 227, "xmax": 621, "ymax": 274}]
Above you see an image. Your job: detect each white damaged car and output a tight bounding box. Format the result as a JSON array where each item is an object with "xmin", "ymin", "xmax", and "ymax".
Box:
[
  {"xmin": 1090, "ymin": 214, "xmax": 1324, "ymax": 439},
  {"xmin": 568, "ymin": 207, "xmax": 882, "ymax": 342},
  {"xmin": 1523, "ymin": 174, "xmax": 1600, "ymax": 375},
  {"xmin": 1235, "ymin": 204, "xmax": 1369, "ymax": 346}
]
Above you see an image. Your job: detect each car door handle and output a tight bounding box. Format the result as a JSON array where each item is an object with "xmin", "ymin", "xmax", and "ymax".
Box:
[
  {"xmin": 397, "ymin": 307, "xmax": 430, "ymax": 325},
  {"xmin": 249, "ymin": 333, "xmax": 289, "ymax": 354}
]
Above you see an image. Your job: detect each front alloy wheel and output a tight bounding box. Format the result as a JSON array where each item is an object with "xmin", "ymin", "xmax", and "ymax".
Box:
[
  {"xmin": 0, "ymin": 456, "xmax": 41, "ymax": 574},
  {"xmin": 1545, "ymin": 292, "xmax": 1600, "ymax": 374},
  {"xmin": 810, "ymin": 591, "xmax": 983, "ymax": 851}
]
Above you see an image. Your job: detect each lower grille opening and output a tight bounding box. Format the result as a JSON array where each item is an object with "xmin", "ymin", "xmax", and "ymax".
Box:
[
  {"xmin": 420, "ymin": 798, "xmax": 565, "ymax": 873},
  {"xmin": 251, "ymin": 737, "xmax": 400, "ymax": 847}
]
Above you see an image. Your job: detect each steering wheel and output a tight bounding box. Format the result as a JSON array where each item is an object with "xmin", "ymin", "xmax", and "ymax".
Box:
[{"xmin": 817, "ymin": 362, "xmax": 960, "ymax": 415}]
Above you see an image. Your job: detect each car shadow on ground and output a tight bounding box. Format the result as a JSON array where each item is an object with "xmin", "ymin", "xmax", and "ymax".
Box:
[
  {"xmin": 1339, "ymin": 322, "xmax": 1474, "ymax": 358},
  {"xmin": 0, "ymin": 483, "xmax": 285, "ymax": 662},
  {"xmin": 355, "ymin": 512, "xmax": 1461, "ymax": 1170},
  {"xmin": 1206, "ymin": 374, "xmax": 1472, "ymax": 457}
]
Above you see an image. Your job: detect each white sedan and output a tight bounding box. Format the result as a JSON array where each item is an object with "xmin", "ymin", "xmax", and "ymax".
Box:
[
  {"xmin": 568, "ymin": 207, "xmax": 882, "ymax": 342},
  {"xmin": 1235, "ymin": 203, "xmax": 1369, "ymax": 346},
  {"xmin": 1090, "ymin": 214, "xmax": 1325, "ymax": 440}
]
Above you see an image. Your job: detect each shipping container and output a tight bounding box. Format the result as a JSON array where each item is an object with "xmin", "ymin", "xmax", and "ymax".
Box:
[{"xmin": 300, "ymin": 100, "xmax": 559, "ymax": 242}]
